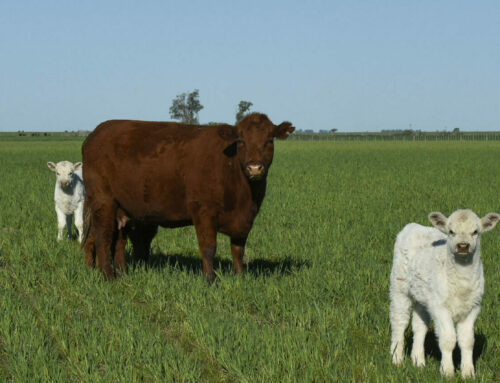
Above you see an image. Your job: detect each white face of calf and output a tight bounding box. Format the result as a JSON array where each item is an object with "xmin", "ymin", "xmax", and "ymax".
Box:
[
  {"xmin": 47, "ymin": 161, "xmax": 82, "ymax": 189},
  {"xmin": 429, "ymin": 209, "xmax": 500, "ymax": 257}
]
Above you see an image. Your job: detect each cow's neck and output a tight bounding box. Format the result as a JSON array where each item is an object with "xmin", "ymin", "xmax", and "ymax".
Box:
[{"xmin": 249, "ymin": 178, "xmax": 267, "ymax": 209}]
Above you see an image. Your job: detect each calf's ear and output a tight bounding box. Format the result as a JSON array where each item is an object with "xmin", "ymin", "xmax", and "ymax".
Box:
[
  {"xmin": 73, "ymin": 162, "xmax": 82, "ymax": 171},
  {"xmin": 429, "ymin": 212, "xmax": 448, "ymax": 233},
  {"xmin": 47, "ymin": 162, "xmax": 56, "ymax": 171},
  {"xmin": 480, "ymin": 212, "xmax": 500, "ymax": 232},
  {"xmin": 274, "ymin": 122, "xmax": 295, "ymax": 140}
]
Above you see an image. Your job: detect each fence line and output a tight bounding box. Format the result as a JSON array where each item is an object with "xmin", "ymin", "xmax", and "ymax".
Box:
[{"xmin": 288, "ymin": 132, "xmax": 500, "ymax": 141}]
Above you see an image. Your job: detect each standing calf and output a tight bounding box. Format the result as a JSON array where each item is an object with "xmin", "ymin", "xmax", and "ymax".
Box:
[
  {"xmin": 390, "ymin": 209, "xmax": 499, "ymax": 378},
  {"xmin": 47, "ymin": 161, "xmax": 85, "ymax": 243}
]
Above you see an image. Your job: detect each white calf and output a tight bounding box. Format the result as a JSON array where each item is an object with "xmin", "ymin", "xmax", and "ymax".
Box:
[
  {"xmin": 390, "ymin": 209, "xmax": 499, "ymax": 378},
  {"xmin": 47, "ymin": 161, "xmax": 85, "ymax": 243}
]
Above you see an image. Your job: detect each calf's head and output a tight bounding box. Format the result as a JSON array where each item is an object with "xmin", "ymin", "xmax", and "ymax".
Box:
[
  {"xmin": 220, "ymin": 113, "xmax": 294, "ymax": 181},
  {"xmin": 47, "ymin": 160, "xmax": 82, "ymax": 189},
  {"xmin": 429, "ymin": 209, "xmax": 500, "ymax": 257}
]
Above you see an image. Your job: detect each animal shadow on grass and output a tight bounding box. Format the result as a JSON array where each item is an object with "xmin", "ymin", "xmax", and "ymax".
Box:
[
  {"xmin": 404, "ymin": 329, "xmax": 487, "ymax": 368},
  {"xmin": 127, "ymin": 251, "xmax": 310, "ymax": 277}
]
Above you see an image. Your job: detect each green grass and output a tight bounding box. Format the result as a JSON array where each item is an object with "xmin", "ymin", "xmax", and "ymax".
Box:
[{"xmin": 0, "ymin": 138, "xmax": 499, "ymax": 382}]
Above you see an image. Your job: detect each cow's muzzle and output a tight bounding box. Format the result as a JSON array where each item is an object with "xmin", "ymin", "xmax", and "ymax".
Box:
[{"xmin": 245, "ymin": 162, "xmax": 265, "ymax": 180}]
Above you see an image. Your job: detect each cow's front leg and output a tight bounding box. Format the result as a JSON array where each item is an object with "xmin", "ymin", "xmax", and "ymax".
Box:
[
  {"xmin": 191, "ymin": 204, "xmax": 217, "ymax": 283},
  {"xmin": 230, "ymin": 237, "xmax": 247, "ymax": 274}
]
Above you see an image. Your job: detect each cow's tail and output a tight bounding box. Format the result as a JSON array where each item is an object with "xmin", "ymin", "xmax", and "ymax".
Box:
[{"xmin": 81, "ymin": 197, "xmax": 92, "ymax": 249}]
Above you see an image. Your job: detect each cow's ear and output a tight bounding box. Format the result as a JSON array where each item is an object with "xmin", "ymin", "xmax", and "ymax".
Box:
[
  {"xmin": 274, "ymin": 122, "xmax": 295, "ymax": 140},
  {"xmin": 429, "ymin": 212, "xmax": 448, "ymax": 233},
  {"xmin": 218, "ymin": 126, "xmax": 239, "ymax": 141},
  {"xmin": 223, "ymin": 141, "xmax": 238, "ymax": 157},
  {"xmin": 219, "ymin": 126, "xmax": 240, "ymax": 157},
  {"xmin": 73, "ymin": 162, "xmax": 82, "ymax": 171},
  {"xmin": 47, "ymin": 162, "xmax": 56, "ymax": 171}
]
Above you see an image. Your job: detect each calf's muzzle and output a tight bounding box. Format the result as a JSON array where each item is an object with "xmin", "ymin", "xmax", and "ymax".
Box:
[{"xmin": 457, "ymin": 242, "xmax": 470, "ymax": 254}]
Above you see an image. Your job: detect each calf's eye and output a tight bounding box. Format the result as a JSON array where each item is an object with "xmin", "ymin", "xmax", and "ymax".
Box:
[
  {"xmin": 472, "ymin": 230, "xmax": 478, "ymax": 235},
  {"xmin": 449, "ymin": 230, "xmax": 455, "ymax": 235}
]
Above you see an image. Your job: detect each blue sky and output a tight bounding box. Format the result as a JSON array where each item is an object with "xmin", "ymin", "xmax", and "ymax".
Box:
[{"xmin": 1, "ymin": 0, "xmax": 499, "ymax": 132}]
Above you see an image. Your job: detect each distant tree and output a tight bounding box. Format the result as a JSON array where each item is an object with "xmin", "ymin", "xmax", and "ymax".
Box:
[
  {"xmin": 235, "ymin": 100, "xmax": 253, "ymax": 123},
  {"xmin": 169, "ymin": 89, "xmax": 203, "ymax": 124},
  {"xmin": 453, "ymin": 127, "xmax": 460, "ymax": 133},
  {"xmin": 330, "ymin": 128, "xmax": 338, "ymax": 133}
]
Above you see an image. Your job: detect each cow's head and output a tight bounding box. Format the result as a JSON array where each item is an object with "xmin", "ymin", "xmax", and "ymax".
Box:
[
  {"xmin": 429, "ymin": 209, "xmax": 500, "ymax": 258},
  {"xmin": 220, "ymin": 113, "xmax": 295, "ymax": 181},
  {"xmin": 47, "ymin": 160, "xmax": 82, "ymax": 189}
]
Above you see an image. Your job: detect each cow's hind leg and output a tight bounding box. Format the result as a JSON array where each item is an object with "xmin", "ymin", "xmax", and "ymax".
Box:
[
  {"xmin": 84, "ymin": 227, "xmax": 96, "ymax": 268},
  {"xmin": 92, "ymin": 203, "xmax": 117, "ymax": 279},
  {"xmin": 230, "ymin": 237, "xmax": 247, "ymax": 274},
  {"xmin": 83, "ymin": 198, "xmax": 96, "ymax": 268}
]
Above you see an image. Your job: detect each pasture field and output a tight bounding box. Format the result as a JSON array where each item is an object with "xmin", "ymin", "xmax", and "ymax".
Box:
[{"xmin": 0, "ymin": 137, "xmax": 500, "ymax": 382}]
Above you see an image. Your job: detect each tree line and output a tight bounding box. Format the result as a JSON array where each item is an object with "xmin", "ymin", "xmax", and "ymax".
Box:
[{"xmin": 169, "ymin": 89, "xmax": 253, "ymax": 125}]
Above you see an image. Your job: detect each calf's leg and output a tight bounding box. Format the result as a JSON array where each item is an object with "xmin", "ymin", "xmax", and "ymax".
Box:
[
  {"xmin": 65, "ymin": 214, "xmax": 73, "ymax": 239},
  {"xmin": 434, "ymin": 308, "xmax": 456, "ymax": 377},
  {"xmin": 129, "ymin": 223, "xmax": 158, "ymax": 262},
  {"xmin": 411, "ymin": 302, "xmax": 430, "ymax": 367},
  {"xmin": 389, "ymin": 290, "xmax": 411, "ymax": 365},
  {"xmin": 55, "ymin": 206, "xmax": 66, "ymax": 241},
  {"xmin": 113, "ymin": 228, "xmax": 128, "ymax": 275},
  {"xmin": 74, "ymin": 202, "xmax": 84, "ymax": 243},
  {"xmin": 457, "ymin": 306, "xmax": 480, "ymax": 378}
]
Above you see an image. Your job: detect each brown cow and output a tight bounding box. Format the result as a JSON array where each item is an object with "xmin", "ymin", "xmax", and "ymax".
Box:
[{"xmin": 82, "ymin": 113, "xmax": 294, "ymax": 280}]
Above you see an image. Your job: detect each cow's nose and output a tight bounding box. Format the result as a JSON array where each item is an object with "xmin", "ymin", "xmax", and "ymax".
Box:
[{"xmin": 246, "ymin": 162, "xmax": 264, "ymax": 177}]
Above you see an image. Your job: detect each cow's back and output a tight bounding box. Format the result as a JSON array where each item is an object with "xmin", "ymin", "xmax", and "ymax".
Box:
[{"xmin": 83, "ymin": 120, "xmax": 241, "ymax": 225}]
